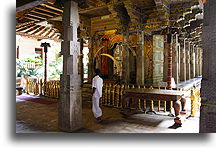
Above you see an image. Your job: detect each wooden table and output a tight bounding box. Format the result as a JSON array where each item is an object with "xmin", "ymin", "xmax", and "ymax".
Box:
[{"xmin": 122, "ymin": 88, "xmax": 191, "ymax": 124}]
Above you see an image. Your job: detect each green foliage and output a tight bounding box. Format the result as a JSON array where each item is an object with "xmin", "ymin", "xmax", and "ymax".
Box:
[
  {"xmin": 48, "ymin": 56, "xmax": 63, "ymax": 80},
  {"xmin": 16, "ymin": 57, "xmax": 44, "ymax": 77}
]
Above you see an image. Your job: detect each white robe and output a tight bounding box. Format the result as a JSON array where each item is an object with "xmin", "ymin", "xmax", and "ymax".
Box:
[{"xmin": 92, "ymin": 75, "xmax": 103, "ymax": 118}]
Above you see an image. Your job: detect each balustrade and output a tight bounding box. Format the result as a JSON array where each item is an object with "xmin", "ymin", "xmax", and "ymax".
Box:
[
  {"xmin": 25, "ymin": 79, "xmax": 200, "ymax": 116},
  {"xmin": 26, "ymin": 78, "xmax": 60, "ymax": 98}
]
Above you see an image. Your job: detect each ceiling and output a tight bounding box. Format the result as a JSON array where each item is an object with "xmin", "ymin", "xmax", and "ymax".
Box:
[{"xmin": 16, "ymin": 0, "xmax": 202, "ymax": 41}]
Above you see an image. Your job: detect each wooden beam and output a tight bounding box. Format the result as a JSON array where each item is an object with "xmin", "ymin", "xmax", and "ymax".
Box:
[
  {"xmin": 49, "ymin": 32, "xmax": 57, "ymax": 38},
  {"xmin": 29, "ymin": 26, "xmax": 45, "ymax": 34},
  {"xmin": 16, "ymin": 31, "xmax": 61, "ymax": 42},
  {"xmin": 40, "ymin": 3, "xmax": 63, "ymax": 13},
  {"xmin": 16, "ymin": 0, "xmax": 55, "ymax": 12},
  {"xmin": 35, "ymin": 6, "xmax": 62, "ymax": 15},
  {"xmin": 31, "ymin": 10, "xmax": 54, "ymax": 18},
  {"xmin": 37, "ymin": 27, "xmax": 50, "ymax": 36},
  {"xmin": 16, "ymin": 23, "xmax": 35, "ymax": 32},
  {"xmin": 35, "ymin": 26, "xmax": 47, "ymax": 35},
  {"xmin": 24, "ymin": 16, "xmax": 41, "ymax": 21},
  {"xmin": 41, "ymin": 28, "xmax": 52, "ymax": 36},
  {"xmin": 26, "ymin": 13, "xmax": 47, "ymax": 20},
  {"xmin": 16, "ymin": 21, "xmax": 35, "ymax": 28},
  {"xmin": 45, "ymin": 29, "xmax": 55, "ymax": 38},
  {"xmin": 20, "ymin": 24, "xmax": 38, "ymax": 33}
]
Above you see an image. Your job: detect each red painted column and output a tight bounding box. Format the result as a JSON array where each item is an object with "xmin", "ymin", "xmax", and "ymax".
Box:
[{"xmin": 167, "ymin": 34, "xmax": 172, "ymax": 89}]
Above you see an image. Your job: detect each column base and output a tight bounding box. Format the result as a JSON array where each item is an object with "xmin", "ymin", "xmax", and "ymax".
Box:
[{"xmin": 59, "ymin": 90, "xmax": 82, "ymax": 132}]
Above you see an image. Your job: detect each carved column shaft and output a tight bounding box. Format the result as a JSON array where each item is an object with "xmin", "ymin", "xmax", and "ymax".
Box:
[
  {"xmin": 136, "ymin": 31, "xmax": 145, "ymax": 85},
  {"xmin": 190, "ymin": 43, "xmax": 196, "ymax": 78},
  {"xmin": 180, "ymin": 38, "xmax": 186, "ymax": 82},
  {"xmin": 80, "ymin": 38, "xmax": 84, "ymax": 86},
  {"xmin": 122, "ymin": 32, "xmax": 130, "ymax": 84},
  {"xmin": 195, "ymin": 46, "xmax": 199, "ymax": 77},
  {"xmin": 200, "ymin": 0, "xmax": 216, "ymax": 133},
  {"xmin": 88, "ymin": 37, "xmax": 94, "ymax": 83},
  {"xmin": 185, "ymin": 40, "xmax": 191, "ymax": 80},
  {"xmin": 167, "ymin": 34, "xmax": 172, "ymax": 89},
  {"xmin": 172, "ymin": 34, "xmax": 179, "ymax": 85},
  {"xmin": 59, "ymin": 0, "xmax": 82, "ymax": 132}
]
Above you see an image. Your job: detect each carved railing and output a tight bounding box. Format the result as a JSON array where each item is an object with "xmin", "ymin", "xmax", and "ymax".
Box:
[
  {"xmin": 26, "ymin": 78, "xmax": 60, "ymax": 98},
  {"xmin": 25, "ymin": 79, "xmax": 201, "ymax": 116},
  {"xmin": 190, "ymin": 87, "xmax": 201, "ymax": 117},
  {"xmin": 101, "ymin": 83, "xmax": 201, "ymax": 116}
]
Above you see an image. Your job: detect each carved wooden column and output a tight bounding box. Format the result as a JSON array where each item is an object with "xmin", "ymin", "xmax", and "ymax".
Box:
[
  {"xmin": 180, "ymin": 38, "xmax": 186, "ymax": 82},
  {"xmin": 185, "ymin": 40, "xmax": 191, "ymax": 80},
  {"xmin": 136, "ymin": 31, "xmax": 145, "ymax": 85},
  {"xmin": 199, "ymin": 48, "xmax": 203, "ymax": 76},
  {"xmin": 88, "ymin": 37, "xmax": 94, "ymax": 83},
  {"xmin": 167, "ymin": 33, "xmax": 172, "ymax": 89},
  {"xmin": 59, "ymin": 0, "xmax": 82, "ymax": 132},
  {"xmin": 122, "ymin": 32, "xmax": 130, "ymax": 84},
  {"xmin": 80, "ymin": 38, "xmax": 84, "ymax": 86},
  {"xmin": 172, "ymin": 34, "xmax": 179, "ymax": 85},
  {"xmin": 195, "ymin": 45, "xmax": 199, "ymax": 77},
  {"xmin": 200, "ymin": 0, "xmax": 216, "ymax": 133},
  {"xmin": 190, "ymin": 43, "xmax": 195, "ymax": 78}
]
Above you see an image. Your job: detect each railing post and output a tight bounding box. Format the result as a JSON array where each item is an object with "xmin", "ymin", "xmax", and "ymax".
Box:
[
  {"xmin": 26, "ymin": 78, "xmax": 29, "ymax": 94},
  {"xmin": 40, "ymin": 79, "xmax": 43, "ymax": 95}
]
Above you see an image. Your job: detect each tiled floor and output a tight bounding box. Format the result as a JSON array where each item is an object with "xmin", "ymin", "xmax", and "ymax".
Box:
[{"xmin": 16, "ymin": 94, "xmax": 200, "ymax": 133}]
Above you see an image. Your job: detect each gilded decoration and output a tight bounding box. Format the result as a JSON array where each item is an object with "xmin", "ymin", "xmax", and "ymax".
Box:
[{"xmin": 93, "ymin": 30, "xmax": 123, "ymax": 76}]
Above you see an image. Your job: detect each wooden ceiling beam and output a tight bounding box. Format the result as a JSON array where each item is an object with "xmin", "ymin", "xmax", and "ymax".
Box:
[
  {"xmin": 24, "ymin": 16, "xmax": 41, "ymax": 21},
  {"xmin": 29, "ymin": 26, "xmax": 45, "ymax": 34},
  {"xmin": 45, "ymin": 29, "xmax": 55, "ymax": 38},
  {"xmin": 20, "ymin": 24, "xmax": 38, "ymax": 33},
  {"xmin": 16, "ymin": 31, "xmax": 61, "ymax": 42},
  {"xmin": 31, "ymin": 10, "xmax": 54, "ymax": 18},
  {"xmin": 40, "ymin": 3, "xmax": 63, "ymax": 13},
  {"xmin": 35, "ymin": 6, "xmax": 62, "ymax": 15},
  {"xmin": 35, "ymin": 26, "xmax": 47, "ymax": 35},
  {"xmin": 49, "ymin": 32, "xmax": 57, "ymax": 38},
  {"xmin": 26, "ymin": 13, "xmax": 47, "ymax": 20},
  {"xmin": 16, "ymin": 23, "xmax": 35, "ymax": 32},
  {"xmin": 16, "ymin": 0, "xmax": 55, "ymax": 12},
  {"xmin": 16, "ymin": 21, "xmax": 35, "ymax": 28},
  {"xmin": 37, "ymin": 27, "xmax": 51, "ymax": 36},
  {"xmin": 41, "ymin": 28, "xmax": 52, "ymax": 36}
]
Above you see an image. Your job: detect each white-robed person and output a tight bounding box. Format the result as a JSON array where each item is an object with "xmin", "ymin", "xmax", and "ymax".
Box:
[{"xmin": 92, "ymin": 68, "xmax": 103, "ymax": 122}]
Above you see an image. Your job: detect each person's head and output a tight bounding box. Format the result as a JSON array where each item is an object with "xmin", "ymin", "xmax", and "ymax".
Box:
[{"xmin": 95, "ymin": 69, "xmax": 100, "ymax": 75}]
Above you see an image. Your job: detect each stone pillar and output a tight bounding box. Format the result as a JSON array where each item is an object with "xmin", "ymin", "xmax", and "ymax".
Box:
[
  {"xmin": 80, "ymin": 38, "xmax": 84, "ymax": 86},
  {"xmin": 88, "ymin": 37, "xmax": 94, "ymax": 83},
  {"xmin": 190, "ymin": 43, "xmax": 195, "ymax": 78},
  {"xmin": 200, "ymin": 0, "xmax": 216, "ymax": 133},
  {"xmin": 199, "ymin": 48, "xmax": 203, "ymax": 76},
  {"xmin": 195, "ymin": 46, "xmax": 199, "ymax": 77},
  {"xmin": 136, "ymin": 31, "xmax": 145, "ymax": 85},
  {"xmin": 122, "ymin": 33, "xmax": 130, "ymax": 84},
  {"xmin": 59, "ymin": 0, "xmax": 82, "ymax": 132},
  {"xmin": 152, "ymin": 35, "xmax": 164, "ymax": 86},
  {"xmin": 180, "ymin": 38, "xmax": 186, "ymax": 82},
  {"xmin": 185, "ymin": 41, "xmax": 191, "ymax": 80},
  {"xmin": 172, "ymin": 34, "xmax": 179, "ymax": 85}
]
